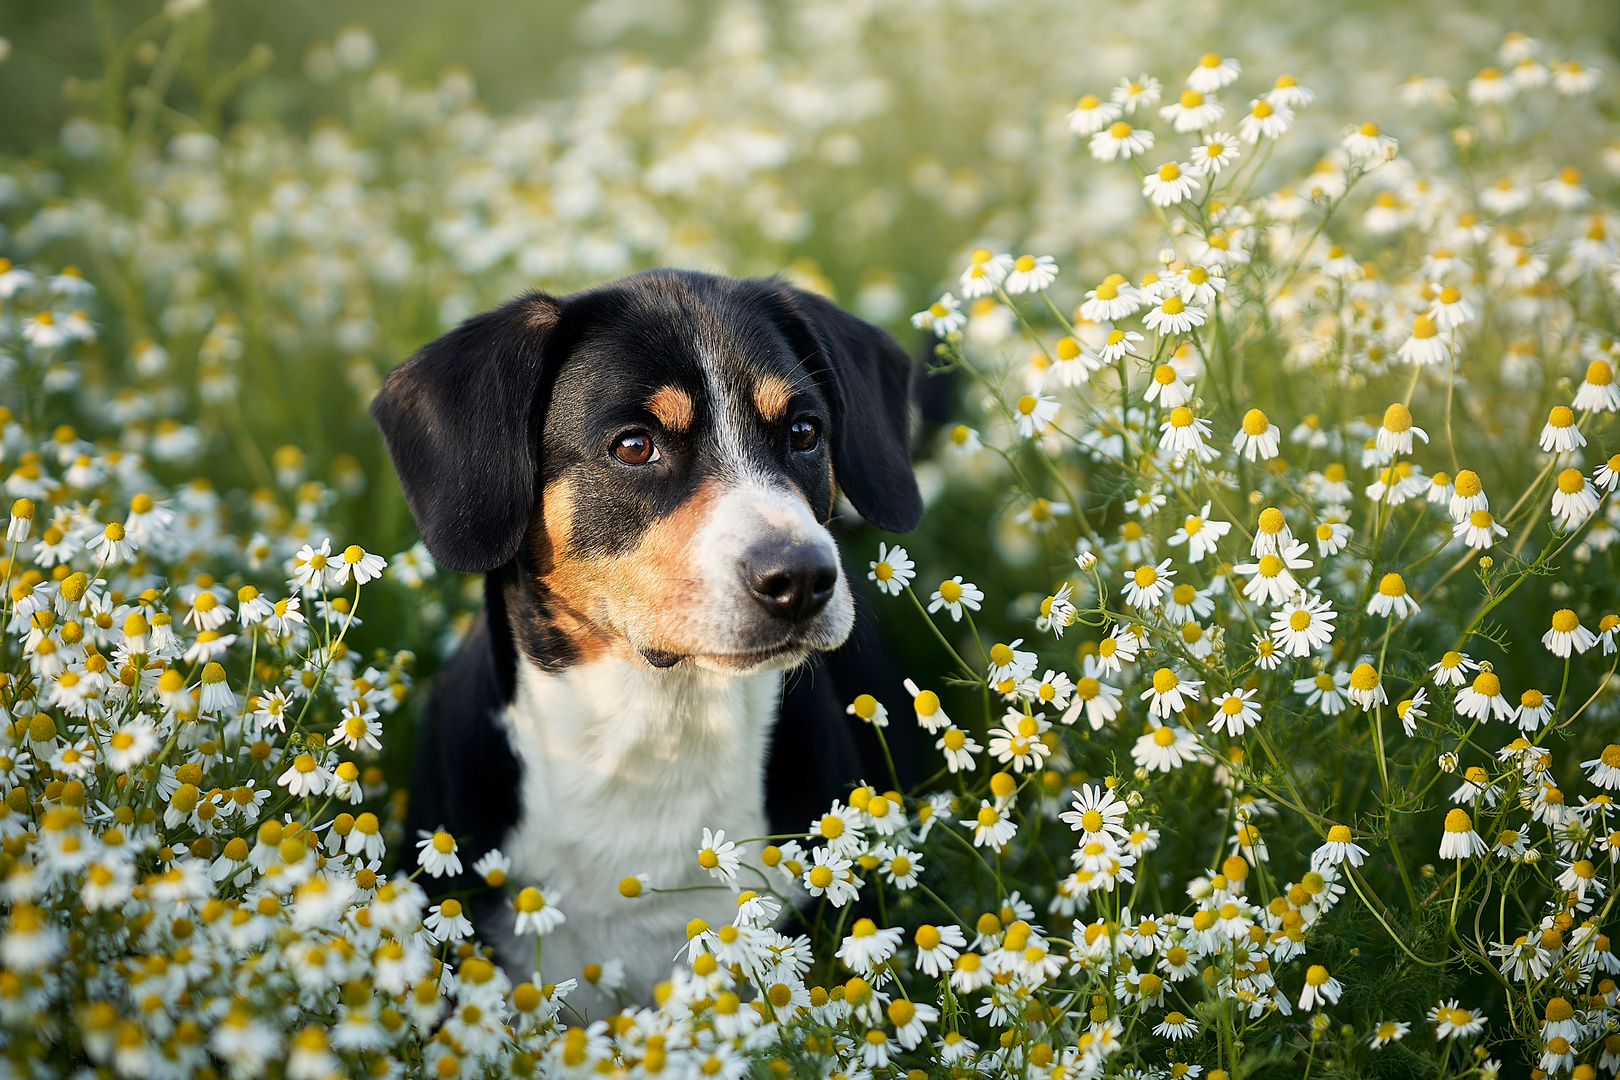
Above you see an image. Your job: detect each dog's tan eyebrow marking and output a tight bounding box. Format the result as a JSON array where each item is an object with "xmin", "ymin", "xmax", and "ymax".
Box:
[
  {"xmin": 647, "ymin": 385, "xmax": 694, "ymax": 431},
  {"xmin": 753, "ymin": 374, "xmax": 794, "ymax": 421}
]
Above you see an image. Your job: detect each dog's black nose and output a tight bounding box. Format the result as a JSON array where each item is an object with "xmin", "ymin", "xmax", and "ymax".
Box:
[{"xmin": 745, "ymin": 541, "xmax": 838, "ymax": 621}]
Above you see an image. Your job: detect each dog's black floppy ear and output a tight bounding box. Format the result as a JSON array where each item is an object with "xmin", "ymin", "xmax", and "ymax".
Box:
[
  {"xmin": 371, "ymin": 292, "xmax": 559, "ymax": 573},
  {"xmin": 752, "ymin": 280, "xmax": 922, "ymax": 533}
]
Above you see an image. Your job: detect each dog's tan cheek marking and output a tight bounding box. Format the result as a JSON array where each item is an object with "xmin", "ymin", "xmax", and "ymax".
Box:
[
  {"xmin": 753, "ymin": 374, "xmax": 793, "ymax": 422},
  {"xmin": 530, "ymin": 478, "xmax": 614, "ymax": 662},
  {"xmin": 611, "ymin": 479, "xmax": 721, "ymax": 644},
  {"xmin": 535, "ymin": 477, "xmax": 721, "ymax": 657},
  {"xmin": 647, "ymin": 385, "xmax": 694, "ymax": 432}
]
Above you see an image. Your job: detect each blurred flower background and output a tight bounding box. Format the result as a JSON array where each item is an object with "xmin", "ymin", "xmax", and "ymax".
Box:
[{"xmin": 2, "ymin": 0, "xmax": 1620, "ymax": 1077}]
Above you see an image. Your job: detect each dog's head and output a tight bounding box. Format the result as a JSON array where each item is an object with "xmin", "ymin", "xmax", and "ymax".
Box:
[{"xmin": 371, "ymin": 270, "xmax": 921, "ymax": 674}]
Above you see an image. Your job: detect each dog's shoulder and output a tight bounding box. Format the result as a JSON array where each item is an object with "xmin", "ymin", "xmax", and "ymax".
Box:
[{"xmin": 402, "ymin": 591, "xmax": 523, "ymax": 874}]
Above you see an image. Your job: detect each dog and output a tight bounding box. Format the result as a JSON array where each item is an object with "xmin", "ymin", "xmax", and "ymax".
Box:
[{"xmin": 371, "ymin": 268, "xmax": 923, "ymax": 1006}]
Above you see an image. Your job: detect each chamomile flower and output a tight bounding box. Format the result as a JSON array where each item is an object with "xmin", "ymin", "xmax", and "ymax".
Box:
[
  {"xmin": 1142, "ymin": 162, "xmax": 1201, "ymax": 206},
  {"xmin": 1080, "ymin": 275, "xmax": 1141, "ymax": 321},
  {"xmin": 1160, "ymin": 89, "xmax": 1225, "ymax": 133},
  {"xmin": 1094, "ymin": 624, "xmax": 1142, "ymax": 674},
  {"xmin": 1232, "ymin": 409, "xmax": 1281, "ymax": 460},
  {"xmin": 1122, "ymin": 559, "xmax": 1175, "ymax": 610},
  {"xmin": 1449, "ymin": 469, "xmax": 1488, "ymax": 520},
  {"xmin": 1343, "ymin": 121, "xmax": 1398, "ymax": 162},
  {"xmin": 959, "ymin": 249, "xmax": 1013, "ymax": 298},
  {"xmin": 1066, "ymin": 94, "xmax": 1122, "ymax": 135},
  {"xmin": 972, "ymin": 801, "xmax": 1017, "ymax": 849},
  {"xmin": 935, "ymin": 727, "xmax": 981, "ymax": 773},
  {"xmin": 903, "ymin": 679, "xmax": 951, "ymax": 734},
  {"xmin": 1296, "ymin": 670, "xmax": 1351, "ymax": 715},
  {"xmin": 1168, "ymin": 503, "xmax": 1231, "ymax": 563},
  {"xmin": 1576, "ymin": 359, "xmax": 1620, "ymax": 411},
  {"xmin": 697, "ymin": 828, "xmax": 743, "ymax": 886},
  {"xmin": 331, "ymin": 544, "xmax": 386, "ymax": 586},
  {"xmin": 913, "ymin": 923, "xmax": 966, "ymax": 978},
  {"xmin": 1266, "ymin": 72, "xmax": 1315, "ymax": 107},
  {"xmin": 1142, "ymin": 363, "xmax": 1194, "ymax": 408},
  {"xmin": 1551, "ymin": 469, "xmax": 1600, "ymax": 530},
  {"xmin": 1544, "ymin": 609, "xmax": 1598, "ymax": 658},
  {"xmin": 1187, "ymin": 52, "xmax": 1241, "ymax": 93},
  {"xmin": 1181, "ymin": 138, "xmax": 1238, "ymax": 184},
  {"xmin": 1453, "ymin": 509, "xmax": 1506, "ymax": 549},
  {"xmin": 1251, "ymin": 506, "xmax": 1295, "ymax": 555},
  {"xmin": 1429, "ymin": 999, "xmax": 1487, "ymax": 1038},
  {"xmin": 1112, "ymin": 73, "xmax": 1163, "ymax": 113},
  {"xmin": 1234, "ymin": 542, "xmax": 1311, "ymax": 606},
  {"xmin": 1002, "ymin": 254, "xmax": 1058, "ymax": 294},
  {"xmin": 1239, "ymin": 98, "xmax": 1293, "ymax": 142},
  {"xmin": 867, "ymin": 543, "xmax": 914, "ymax": 596},
  {"xmin": 512, "ymin": 885, "xmax": 566, "ymax": 936},
  {"xmin": 1144, "ymin": 294, "xmax": 1207, "ymax": 335},
  {"xmin": 1037, "ymin": 583, "xmax": 1077, "ymax": 637},
  {"xmin": 836, "ymin": 918, "xmax": 903, "ymax": 975},
  {"xmin": 1209, "ymin": 688, "xmax": 1261, "ymax": 736},
  {"xmin": 415, "ymin": 830, "xmax": 462, "ymax": 878},
  {"xmin": 1013, "ymin": 392, "xmax": 1060, "ymax": 438},
  {"xmin": 1376, "ymin": 403, "xmax": 1427, "ymax": 456},
  {"xmin": 1367, "ymin": 572, "xmax": 1419, "ymax": 619},
  {"xmin": 910, "ymin": 293, "xmax": 966, "ymax": 336},
  {"xmin": 1132, "ymin": 721, "xmax": 1199, "ymax": 773},
  {"xmin": 1346, "ymin": 663, "xmax": 1387, "ymax": 709},
  {"xmin": 1141, "ymin": 667, "xmax": 1202, "ymax": 718},
  {"xmin": 1090, "ymin": 121, "xmax": 1155, "ymax": 161},
  {"xmin": 1397, "ymin": 314, "xmax": 1450, "ymax": 366},
  {"xmin": 1428, "ymin": 285, "xmax": 1475, "ymax": 331},
  {"xmin": 1396, "ymin": 687, "xmax": 1429, "ymax": 736},
  {"xmin": 1063, "ymin": 659, "xmax": 1124, "ymax": 729},
  {"xmin": 1455, "ymin": 669, "xmax": 1515, "ymax": 722},
  {"xmin": 1154, "ymin": 1012, "xmax": 1199, "ymax": 1041},
  {"xmin": 1094, "ymin": 327, "xmax": 1143, "ymax": 364},
  {"xmin": 1158, "ymin": 407, "xmax": 1217, "ymax": 462},
  {"xmin": 847, "ymin": 694, "xmax": 888, "ymax": 727},
  {"xmin": 1439, "ymin": 809, "xmax": 1487, "ymax": 859},
  {"xmin": 1298, "ymin": 964, "xmax": 1343, "ymax": 1010},
  {"xmin": 986, "ymin": 639, "xmax": 1037, "ymax": 685},
  {"xmin": 1539, "ymin": 405, "xmax": 1586, "ymax": 453}
]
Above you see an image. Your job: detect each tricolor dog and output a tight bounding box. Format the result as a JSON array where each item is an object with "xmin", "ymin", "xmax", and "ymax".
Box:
[{"xmin": 371, "ymin": 269, "xmax": 921, "ymax": 1005}]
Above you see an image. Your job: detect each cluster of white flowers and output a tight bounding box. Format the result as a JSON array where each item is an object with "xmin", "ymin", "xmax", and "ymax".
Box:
[{"xmin": 4, "ymin": 3, "xmax": 1620, "ymax": 1076}]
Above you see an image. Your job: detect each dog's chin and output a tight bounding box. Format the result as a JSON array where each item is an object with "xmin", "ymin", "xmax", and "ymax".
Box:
[{"xmin": 633, "ymin": 607, "xmax": 856, "ymax": 676}]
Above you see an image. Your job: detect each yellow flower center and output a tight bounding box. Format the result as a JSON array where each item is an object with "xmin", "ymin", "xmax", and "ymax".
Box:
[{"xmin": 1242, "ymin": 409, "xmax": 1270, "ymax": 436}]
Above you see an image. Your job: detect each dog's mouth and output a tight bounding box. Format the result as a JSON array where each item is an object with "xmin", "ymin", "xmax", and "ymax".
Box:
[{"xmin": 637, "ymin": 639, "xmax": 818, "ymax": 670}]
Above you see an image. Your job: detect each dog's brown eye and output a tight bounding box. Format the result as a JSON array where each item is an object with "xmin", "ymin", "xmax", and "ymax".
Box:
[
  {"xmin": 789, "ymin": 417, "xmax": 820, "ymax": 453},
  {"xmin": 613, "ymin": 432, "xmax": 657, "ymax": 465}
]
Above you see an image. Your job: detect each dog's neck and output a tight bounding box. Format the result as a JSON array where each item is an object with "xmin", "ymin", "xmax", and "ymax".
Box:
[{"xmin": 488, "ymin": 565, "xmax": 781, "ymax": 1001}]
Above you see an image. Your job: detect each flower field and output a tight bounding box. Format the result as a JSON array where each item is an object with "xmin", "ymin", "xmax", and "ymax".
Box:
[{"xmin": 0, "ymin": 1, "xmax": 1617, "ymax": 1077}]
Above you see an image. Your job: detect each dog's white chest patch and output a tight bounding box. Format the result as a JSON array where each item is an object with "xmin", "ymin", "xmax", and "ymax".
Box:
[{"xmin": 495, "ymin": 655, "xmax": 782, "ymax": 1005}]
